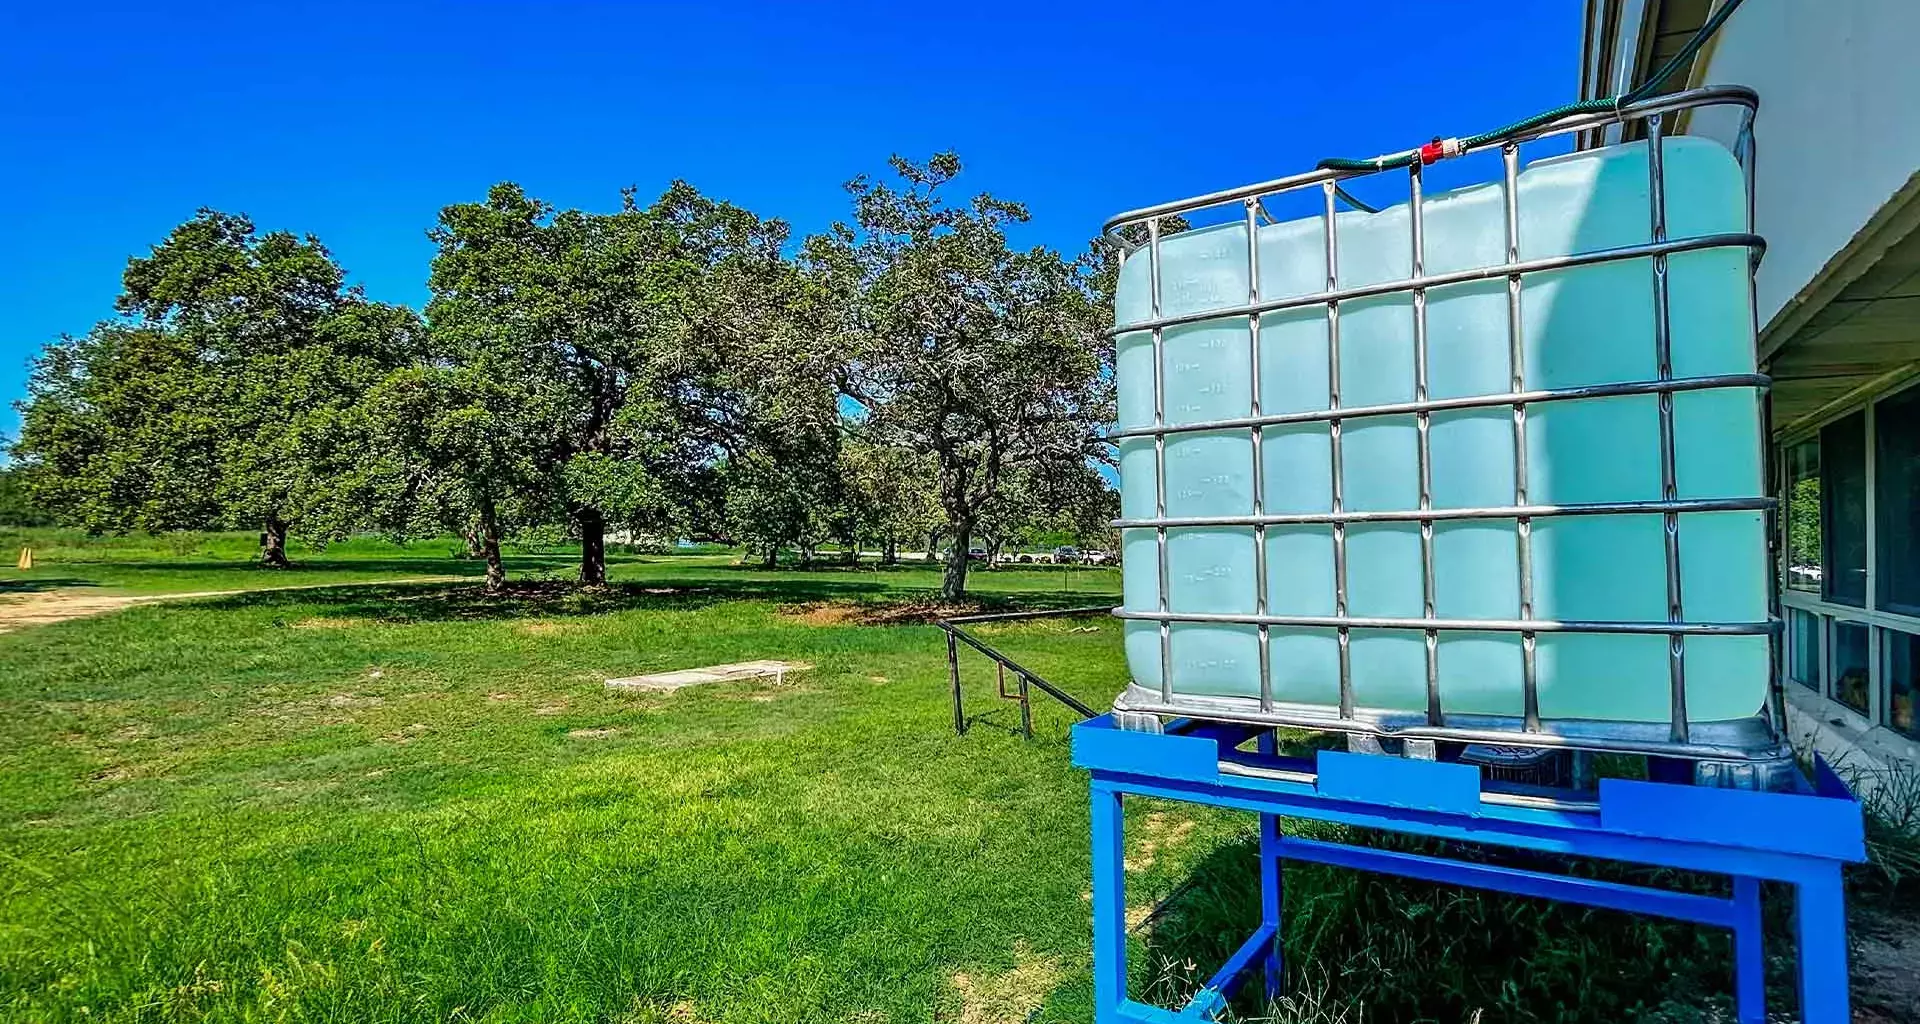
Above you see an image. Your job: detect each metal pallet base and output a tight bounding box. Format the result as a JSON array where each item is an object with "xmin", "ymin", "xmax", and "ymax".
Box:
[
  {"xmin": 1110, "ymin": 683, "xmax": 1799, "ymax": 787},
  {"xmin": 1073, "ymin": 714, "xmax": 1865, "ymax": 1023}
]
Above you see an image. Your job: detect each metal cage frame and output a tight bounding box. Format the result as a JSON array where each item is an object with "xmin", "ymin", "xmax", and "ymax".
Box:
[{"xmin": 1100, "ymin": 85, "xmax": 1790, "ymax": 763}]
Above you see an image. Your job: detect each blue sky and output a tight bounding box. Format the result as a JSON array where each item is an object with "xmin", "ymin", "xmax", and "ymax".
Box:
[{"xmin": 0, "ymin": 1, "xmax": 1582, "ymax": 442}]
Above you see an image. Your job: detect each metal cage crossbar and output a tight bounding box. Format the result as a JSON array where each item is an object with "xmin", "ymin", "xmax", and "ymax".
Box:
[{"xmin": 1102, "ymin": 86, "xmax": 1787, "ymax": 761}]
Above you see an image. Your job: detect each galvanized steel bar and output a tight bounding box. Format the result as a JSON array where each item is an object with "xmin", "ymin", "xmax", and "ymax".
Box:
[
  {"xmin": 1648, "ymin": 115, "xmax": 1690, "ymax": 745},
  {"xmin": 1150, "ymin": 218, "xmax": 1172, "ymax": 702},
  {"xmin": 1112, "ymin": 609, "xmax": 1771, "ymax": 636},
  {"xmin": 1505, "ymin": 141, "xmax": 1542, "ymax": 732},
  {"xmin": 1106, "ymin": 372, "xmax": 1772, "ymax": 441},
  {"xmin": 947, "ymin": 630, "xmax": 965, "ymax": 735},
  {"xmin": 1324, "ymin": 182, "xmax": 1352, "ymax": 720},
  {"xmin": 1246, "ymin": 198, "xmax": 1273, "ymax": 711},
  {"xmin": 1108, "ymin": 232, "xmax": 1762, "ymax": 337},
  {"xmin": 1100, "ymin": 86, "xmax": 1760, "ymax": 244},
  {"xmin": 1410, "ymin": 162, "xmax": 1442, "ymax": 726},
  {"xmin": 1113, "ymin": 496, "xmax": 1773, "ymax": 530}
]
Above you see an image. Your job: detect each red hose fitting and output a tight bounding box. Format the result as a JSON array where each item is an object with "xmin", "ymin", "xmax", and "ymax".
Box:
[{"xmin": 1418, "ymin": 137, "xmax": 1463, "ymax": 165}]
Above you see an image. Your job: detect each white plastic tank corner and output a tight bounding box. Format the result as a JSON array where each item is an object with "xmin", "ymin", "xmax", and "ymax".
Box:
[{"xmin": 1114, "ymin": 136, "xmax": 1769, "ymax": 728}]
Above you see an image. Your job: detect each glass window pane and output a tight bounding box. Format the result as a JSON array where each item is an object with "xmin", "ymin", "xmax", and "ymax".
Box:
[
  {"xmin": 1887, "ymin": 628, "xmax": 1920, "ymax": 740},
  {"xmin": 1822, "ymin": 412, "xmax": 1868, "ymax": 607},
  {"xmin": 1785, "ymin": 439, "xmax": 1821, "ymax": 593},
  {"xmin": 1876, "ymin": 384, "xmax": 1920, "ymax": 616},
  {"xmin": 1788, "ymin": 609, "xmax": 1821, "ymax": 690},
  {"xmin": 1832, "ymin": 621, "xmax": 1870, "ymax": 716}
]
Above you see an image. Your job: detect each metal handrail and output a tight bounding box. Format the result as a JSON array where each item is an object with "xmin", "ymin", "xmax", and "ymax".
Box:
[
  {"xmin": 939, "ymin": 607, "xmax": 1107, "ymax": 738},
  {"xmin": 1099, "ymin": 85, "xmax": 1760, "ymax": 245}
]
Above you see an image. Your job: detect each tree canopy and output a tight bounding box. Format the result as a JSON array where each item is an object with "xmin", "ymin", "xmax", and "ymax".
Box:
[
  {"xmin": 805, "ymin": 153, "xmax": 1113, "ymax": 598},
  {"xmin": 11, "ymin": 156, "xmax": 1119, "ymax": 598},
  {"xmin": 12, "ymin": 211, "xmax": 422, "ymax": 562}
]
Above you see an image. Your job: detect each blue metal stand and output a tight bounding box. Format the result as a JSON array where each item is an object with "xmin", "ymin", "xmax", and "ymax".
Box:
[{"xmin": 1073, "ymin": 716, "xmax": 1866, "ymax": 1024}]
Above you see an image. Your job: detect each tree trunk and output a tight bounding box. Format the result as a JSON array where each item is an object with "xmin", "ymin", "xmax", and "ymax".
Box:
[
  {"xmin": 941, "ymin": 520, "xmax": 971, "ymax": 600},
  {"xmin": 798, "ymin": 539, "xmax": 815, "ymax": 567},
  {"xmin": 882, "ymin": 536, "xmax": 898, "ymax": 565},
  {"xmin": 926, "ymin": 528, "xmax": 943, "ymax": 563},
  {"xmin": 463, "ymin": 529, "xmax": 485, "ymax": 559},
  {"xmin": 762, "ymin": 544, "xmax": 778, "ymax": 569},
  {"xmin": 477, "ymin": 495, "xmax": 505, "ymax": 594},
  {"xmin": 841, "ymin": 534, "xmax": 859, "ymax": 566},
  {"xmin": 577, "ymin": 507, "xmax": 607, "ymax": 586},
  {"xmin": 260, "ymin": 516, "xmax": 290, "ymax": 568}
]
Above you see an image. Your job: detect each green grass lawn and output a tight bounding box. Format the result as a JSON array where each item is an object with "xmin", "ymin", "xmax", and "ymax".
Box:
[{"xmin": 0, "ymin": 537, "xmax": 1902, "ymax": 1022}]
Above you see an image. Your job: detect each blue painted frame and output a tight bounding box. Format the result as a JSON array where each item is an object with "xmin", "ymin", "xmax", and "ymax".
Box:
[{"xmin": 1073, "ymin": 715, "xmax": 1865, "ymax": 1024}]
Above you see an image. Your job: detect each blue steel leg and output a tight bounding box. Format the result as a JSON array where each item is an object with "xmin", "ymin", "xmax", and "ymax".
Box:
[
  {"xmin": 1794, "ymin": 864, "xmax": 1849, "ymax": 1024},
  {"xmin": 1257, "ymin": 731, "xmax": 1284, "ymax": 1002},
  {"xmin": 1091, "ymin": 783, "xmax": 1128, "ymax": 1023},
  {"xmin": 1732, "ymin": 876, "xmax": 1764, "ymax": 1024}
]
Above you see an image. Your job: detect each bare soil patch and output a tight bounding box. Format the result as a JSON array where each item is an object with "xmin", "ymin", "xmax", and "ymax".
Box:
[
  {"xmin": 779, "ymin": 600, "xmax": 983, "ymax": 627},
  {"xmin": 1124, "ymin": 810, "xmax": 1198, "ymax": 873},
  {"xmin": 0, "ymin": 578, "xmax": 459, "ymax": 634},
  {"xmin": 944, "ymin": 941, "xmax": 1062, "ymax": 1024}
]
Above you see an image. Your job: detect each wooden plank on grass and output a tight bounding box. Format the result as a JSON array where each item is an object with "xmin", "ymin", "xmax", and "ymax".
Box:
[{"xmin": 605, "ymin": 660, "xmax": 812, "ymax": 693}]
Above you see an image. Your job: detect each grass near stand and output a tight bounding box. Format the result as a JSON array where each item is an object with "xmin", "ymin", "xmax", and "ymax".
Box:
[{"xmin": 0, "ymin": 533, "xmax": 1913, "ymax": 1022}]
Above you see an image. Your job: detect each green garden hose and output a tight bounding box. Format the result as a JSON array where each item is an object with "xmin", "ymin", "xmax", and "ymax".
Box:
[{"xmin": 1322, "ymin": 0, "xmax": 1751, "ymax": 211}]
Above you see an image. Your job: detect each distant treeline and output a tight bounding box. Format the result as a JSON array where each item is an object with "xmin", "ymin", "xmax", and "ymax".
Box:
[{"xmin": 7, "ymin": 154, "xmax": 1120, "ymax": 597}]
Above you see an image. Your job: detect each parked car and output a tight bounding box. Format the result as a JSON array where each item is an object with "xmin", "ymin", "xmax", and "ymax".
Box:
[
  {"xmin": 1081, "ymin": 549, "xmax": 1114, "ymax": 565},
  {"xmin": 1052, "ymin": 545, "xmax": 1081, "ymax": 564}
]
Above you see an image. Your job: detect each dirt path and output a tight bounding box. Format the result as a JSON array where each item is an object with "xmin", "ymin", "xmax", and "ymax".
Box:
[{"xmin": 0, "ymin": 577, "xmax": 461, "ymax": 634}]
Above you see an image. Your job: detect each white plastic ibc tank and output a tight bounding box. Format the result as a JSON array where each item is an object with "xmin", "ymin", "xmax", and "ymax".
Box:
[{"xmin": 1115, "ymin": 136, "xmax": 1768, "ymax": 727}]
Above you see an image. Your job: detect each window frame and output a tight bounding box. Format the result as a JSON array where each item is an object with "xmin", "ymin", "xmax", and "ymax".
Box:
[{"xmin": 1777, "ymin": 373, "xmax": 1920, "ymax": 743}]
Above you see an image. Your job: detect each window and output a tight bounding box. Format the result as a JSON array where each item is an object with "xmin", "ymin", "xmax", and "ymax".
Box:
[
  {"xmin": 1888, "ymin": 629, "xmax": 1920, "ymax": 740},
  {"xmin": 1788, "ymin": 609, "xmax": 1821, "ymax": 690},
  {"xmin": 1877, "ymin": 384, "xmax": 1920, "ymax": 616},
  {"xmin": 1785, "ymin": 439, "xmax": 1821, "ymax": 593},
  {"xmin": 1822, "ymin": 412, "xmax": 1868, "ymax": 607},
  {"xmin": 1832, "ymin": 621, "xmax": 1871, "ymax": 716},
  {"xmin": 1777, "ymin": 380, "xmax": 1920, "ymax": 749}
]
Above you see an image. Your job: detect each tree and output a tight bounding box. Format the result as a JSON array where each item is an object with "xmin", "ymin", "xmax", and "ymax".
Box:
[
  {"xmin": 363, "ymin": 363, "xmax": 540, "ymax": 592},
  {"xmin": 426, "ymin": 182, "xmax": 808, "ymax": 585},
  {"xmin": 12, "ymin": 323, "xmax": 224, "ymax": 535},
  {"xmin": 839, "ymin": 435, "xmax": 940, "ymax": 565},
  {"xmin": 806, "ymin": 153, "xmax": 1112, "ymax": 599},
  {"xmin": 0, "ymin": 467, "xmax": 53, "ymax": 527},
  {"xmin": 10, "ymin": 211, "xmax": 422, "ymax": 563},
  {"xmin": 721, "ymin": 422, "xmax": 842, "ymax": 569},
  {"xmin": 974, "ymin": 460, "xmax": 1116, "ymax": 563}
]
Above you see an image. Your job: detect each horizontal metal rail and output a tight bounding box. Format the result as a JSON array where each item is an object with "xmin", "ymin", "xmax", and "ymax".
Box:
[
  {"xmin": 1115, "ymin": 495, "xmax": 1773, "ymax": 530},
  {"xmin": 943, "ymin": 606, "xmax": 1116, "ymax": 626},
  {"xmin": 1109, "ymin": 232, "xmax": 1762, "ymax": 338},
  {"xmin": 1112, "ymin": 608, "xmax": 1776, "ymax": 636},
  {"xmin": 1100, "ymin": 85, "xmax": 1760, "ymax": 242},
  {"xmin": 940, "ymin": 608, "xmax": 1107, "ymax": 737},
  {"xmin": 1107, "ymin": 372, "xmax": 1770, "ymax": 441},
  {"xmin": 1274, "ymin": 835, "xmax": 1742, "ymax": 926},
  {"xmin": 1216, "ymin": 759, "xmax": 1601, "ymax": 812}
]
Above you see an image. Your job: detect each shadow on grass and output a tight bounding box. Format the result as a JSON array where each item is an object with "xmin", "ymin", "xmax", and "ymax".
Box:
[
  {"xmin": 0, "ymin": 577, "xmax": 99, "ymax": 595},
  {"xmin": 188, "ymin": 574, "xmax": 1110, "ymax": 626},
  {"xmin": 71, "ymin": 556, "xmax": 578, "ymax": 578}
]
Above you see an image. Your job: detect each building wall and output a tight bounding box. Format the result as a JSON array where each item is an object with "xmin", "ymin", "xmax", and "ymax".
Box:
[{"xmin": 1686, "ymin": 0, "xmax": 1920, "ymax": 328}]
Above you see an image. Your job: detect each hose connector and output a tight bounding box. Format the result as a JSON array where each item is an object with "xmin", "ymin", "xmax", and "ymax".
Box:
[{"xmin": 1418, "ymin": 137, "xmax": 1464, "ymax": 166}]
